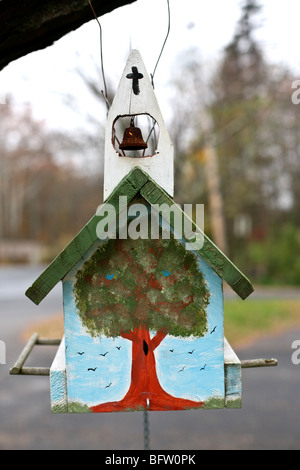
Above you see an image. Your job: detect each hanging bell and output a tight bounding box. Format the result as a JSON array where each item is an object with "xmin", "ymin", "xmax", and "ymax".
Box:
[{"xmin": 119, "ymin": 118, "xmax": 148, "ymax": 151}]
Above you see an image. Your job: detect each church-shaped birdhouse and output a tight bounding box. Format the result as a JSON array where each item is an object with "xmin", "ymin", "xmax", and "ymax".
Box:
[{"xmin": 25, "ymin": 50, "xmax": 253, "ymax": 413}]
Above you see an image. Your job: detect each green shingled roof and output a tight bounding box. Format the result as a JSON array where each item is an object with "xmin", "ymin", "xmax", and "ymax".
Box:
[{"xmin": 26, "ymin": 167, "xmax": 253, "ymax": 305}]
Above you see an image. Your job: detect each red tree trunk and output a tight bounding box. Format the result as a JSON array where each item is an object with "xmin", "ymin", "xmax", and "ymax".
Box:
[{"xmin": 91, "ymin": 326, "xmax": 204, "ymax": 412}]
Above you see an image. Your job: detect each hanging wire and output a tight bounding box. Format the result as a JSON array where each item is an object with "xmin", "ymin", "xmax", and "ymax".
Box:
[
  {"xmin": 88, "ymin": 0, "xmax": 110, "ymax": 111},
  {"xmin": 146, "ymin": 0, "xmax": 171, "ymax": 153},
  {"xmin": 151, "ymin": 0, "xmax": 171, "ymax": 89}
]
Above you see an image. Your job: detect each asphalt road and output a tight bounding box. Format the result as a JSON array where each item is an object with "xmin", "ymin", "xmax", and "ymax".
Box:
[{"xmin": 0, "ymin": 265, "xmax": 300, "ymax": 450}]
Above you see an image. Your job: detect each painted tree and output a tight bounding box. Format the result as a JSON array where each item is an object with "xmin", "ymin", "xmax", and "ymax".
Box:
[{"xmin": 74, "ymin": 233, "xmax": 210, "ymax": 412}]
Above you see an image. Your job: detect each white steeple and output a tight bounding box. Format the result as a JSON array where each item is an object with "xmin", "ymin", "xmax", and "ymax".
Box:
[{"xmin": 103, "ymin": 49, "xmax": 174, "ymax": 200}]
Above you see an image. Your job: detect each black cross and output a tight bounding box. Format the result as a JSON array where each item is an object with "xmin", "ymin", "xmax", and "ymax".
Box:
[{"xmin": 126, "ymin": 66, "xmax": 143, "ymax": 95}]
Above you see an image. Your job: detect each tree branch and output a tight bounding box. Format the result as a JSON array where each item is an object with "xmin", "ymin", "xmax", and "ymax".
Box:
[
  {"xmin": 0, "ymin": 0, "xmax": 137, "ymax": 71},
  {"xmin": 150, "ymin": 329, "xmax": 167, "ymax": 351},
  {"xmin": 120, "ymin": 330, "xmax": 136, "ymax": 342}
]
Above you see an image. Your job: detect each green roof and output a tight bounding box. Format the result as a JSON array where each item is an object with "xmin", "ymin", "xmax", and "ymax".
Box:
[{"xmin": 26, "ymin": 167, "xmax": 253, "ymax": 305}]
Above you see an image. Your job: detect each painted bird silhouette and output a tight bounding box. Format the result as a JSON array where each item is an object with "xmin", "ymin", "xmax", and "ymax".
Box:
[
  {"xmin": 169, "ymin": 349, "xmax": 174, "ymax": 352},
  {"xmin": 178, "ymin": 366, "xmax": 185, "ymax": 373},
  {"xmin": 115, "ymin": 346, "xmax": 121, "ymax": 350},
  {"xmin": 200, "ymin": 364, "xmax": 207, "ymax": 371},
  {"xmin": 162, "ymin": 270, "xmax": 171, "ymax": 277},
  {"xmin": 88, "ymin": 367, "xmax": 97, "ymax": 372},
  {"xmin": 100, "ymin": 352, "xmax": 109, "ymax": 357},
  {"xmin": 210, "ymin": 326, "xmax": 217, "ymax": 334},
  {"xmin": 77, "ymin": 352, "xmax": 84, "ymax": 355},
  {"xmin": 105, "ymin": 274, "xmax": 114, "ymax": 280},
  {"xmin": 188, "ymin": 349, "xmax": 195, "ymax": 354},
  {"xmin": 105, "ymin": 383, "xmax": 112, "ymax": 389}
]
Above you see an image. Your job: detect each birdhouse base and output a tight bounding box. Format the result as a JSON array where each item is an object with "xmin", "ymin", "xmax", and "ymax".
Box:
[{"xmin": 49, "ymin": 337, "xmax": 241, "ymax": 413}]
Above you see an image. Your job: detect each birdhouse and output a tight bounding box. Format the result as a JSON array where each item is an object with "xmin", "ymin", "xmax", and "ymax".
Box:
[{"xmin": 24, "ymin": 50, "xmax": 253, "ymax": 413}]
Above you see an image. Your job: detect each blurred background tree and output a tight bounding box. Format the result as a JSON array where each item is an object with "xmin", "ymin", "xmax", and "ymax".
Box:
[
  {"xmin": 0, "ymin": 96, "xmax": 103, "ymax": 256},
  {"xmin": 169, "ymin": 0, "xmax": 300, "ymax": 284}
]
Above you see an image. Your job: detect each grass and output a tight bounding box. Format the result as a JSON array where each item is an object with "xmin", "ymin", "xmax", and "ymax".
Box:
[{"xmin": 224, "ymin": 298, "xmax": 300, "ymax": 348}]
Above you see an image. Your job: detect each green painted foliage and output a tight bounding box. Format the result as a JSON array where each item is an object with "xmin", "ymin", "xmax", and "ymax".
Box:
[{"xmin": 74, "ymin": 233, "xmax": 210, "ymax": 339}]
